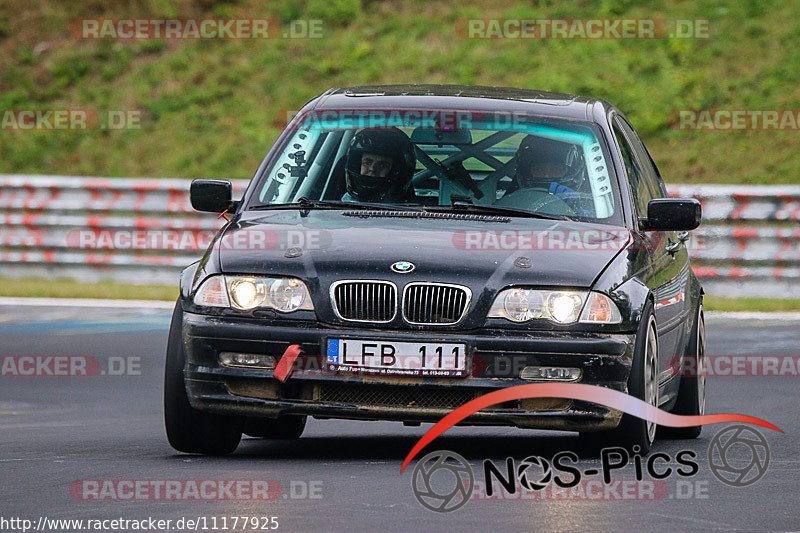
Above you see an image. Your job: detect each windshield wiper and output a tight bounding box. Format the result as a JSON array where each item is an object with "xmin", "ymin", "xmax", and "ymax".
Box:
[
  {"xmin": 250, "ymin": 196, "xmax": 424, "ymax": 212},
  {"xmin": 425, "ymin": 202, "xmax": 570, "ymax": 220},
  {"xmin": 251, "ymin": 198, "xmax": 567, "ymax": 220}
]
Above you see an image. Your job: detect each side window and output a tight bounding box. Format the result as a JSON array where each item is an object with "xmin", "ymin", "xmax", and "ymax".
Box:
[
  {"xmin": 611, "ymin": 119, "xmax": 652, "ymax": 218},
  {"xmin": 642, "ymin": 147, "xmax": 667, "ymax": 196},
  {"xmin": 618, "ymin": 117, "xmax": 664, "ymax": 200}
]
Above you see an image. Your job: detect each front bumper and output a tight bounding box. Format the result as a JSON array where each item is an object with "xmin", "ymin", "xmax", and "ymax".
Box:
[{"xmin": 182, "ymin": 310, "xmax": 637, "ymax": 432}]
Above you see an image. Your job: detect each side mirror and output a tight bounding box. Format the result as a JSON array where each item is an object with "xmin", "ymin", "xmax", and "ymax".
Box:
[
  {"xmin": 643, "ymin": 198, "xmax": 701, "ymax": 231},
  {"xmin": 190, "ymin": 179, "xmax": 232, "ymax": 213}
]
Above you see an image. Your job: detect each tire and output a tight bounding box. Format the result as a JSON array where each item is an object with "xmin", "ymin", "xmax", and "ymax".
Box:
[
  {"xmin": 244, "ymin": 415, "xmax": 307, "ymax": 439},
  {"xmin": 164, "ymin": 301, "xmax": 243, "ymax": 455},
  {"xmin": 658, "ymin": 303, "xmax": 705, "ymax": 439},
  {"xmin": 587, "ymin": 300, "xmax": 659, "ymax": 454}
]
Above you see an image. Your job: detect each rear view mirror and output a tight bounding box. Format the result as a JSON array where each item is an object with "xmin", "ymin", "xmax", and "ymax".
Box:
[
  {"xmin": 644, "ymin": 198, "xmax": 701, "ymax": 231},
  {"xmin": 190, "ymin": 179, "xmax": 232, "ymax": 213},
  {"xmin": 410, "ymin": 128, "xmax": 473, "ymax": 145}
]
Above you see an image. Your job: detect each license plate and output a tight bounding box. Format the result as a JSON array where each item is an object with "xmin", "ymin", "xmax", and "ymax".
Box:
[{"xmin": 326, "ymin": 339, "xmax": 468, "ymax": 377}]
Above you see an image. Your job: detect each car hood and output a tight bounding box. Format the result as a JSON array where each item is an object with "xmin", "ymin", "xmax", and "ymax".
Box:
[
  {"xmin": 216, "ymin": 210, "xmax": 628, "ymax": 326},
  {"xmin": 220, "ymin": 209, "xmax": 626, "ymax": 280}
]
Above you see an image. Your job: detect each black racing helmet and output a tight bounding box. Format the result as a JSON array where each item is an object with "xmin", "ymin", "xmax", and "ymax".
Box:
[
  {"xmin": 345, "ymin": 127, "xmax": 416, "ymax": 202},
  {"xmin": 515, "ymin": 135, "xmax": 580, "ymax": 189}
]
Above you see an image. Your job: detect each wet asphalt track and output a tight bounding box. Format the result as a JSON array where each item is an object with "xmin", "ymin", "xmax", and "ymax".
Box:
[{"xmin": 0, "ymin": 303, "xmax": 798, "ymax": 532}]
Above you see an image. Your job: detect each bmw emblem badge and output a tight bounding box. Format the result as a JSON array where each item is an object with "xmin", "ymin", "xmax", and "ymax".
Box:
[{"xmin": 391, "ymin": 261, "xmax": 415, "ymax": 273}]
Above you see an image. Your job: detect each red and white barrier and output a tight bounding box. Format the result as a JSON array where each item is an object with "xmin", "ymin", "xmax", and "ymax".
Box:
[
  {"xmin": 0, "ymin": 175, "xmax": 248, "ymax": 213},
  {"xmin": 0, "ymin": 176, "xmax": 798, "ymax": 296},
  {"xmin": 669, "ymin": 184, "xmax": 800, "ymax": 221},
  {"xmin": 0, "ymin": 175, "xmax": 249, "ymax": 284},
  {"xmin": 690, "ymin": 226, "xmax": 800, "ymax": 264}
]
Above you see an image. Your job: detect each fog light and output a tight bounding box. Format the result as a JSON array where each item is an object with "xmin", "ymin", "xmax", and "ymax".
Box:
[
  {"xmin": 520, "ymin": 366, "xmax": 580, "ymax": 381},
  {"xmin": 219, "ymin": 352, "xmax": 277, "ymax": 369}
]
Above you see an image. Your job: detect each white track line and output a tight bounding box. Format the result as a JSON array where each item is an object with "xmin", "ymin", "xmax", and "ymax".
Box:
[{"xmin": 706, "ymin": 311, "xmax": 800, "ymax": 320}]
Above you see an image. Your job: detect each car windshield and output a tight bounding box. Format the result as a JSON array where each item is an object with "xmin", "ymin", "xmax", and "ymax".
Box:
[{"xmin": 250, "ymin": 109, "xmax": 620, "ymax": 223}]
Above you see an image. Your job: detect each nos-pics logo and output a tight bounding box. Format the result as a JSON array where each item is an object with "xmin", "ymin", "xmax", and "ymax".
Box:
[{"xmin": 411, "ymin": 424, "xmax": 770, "ymax": 513}]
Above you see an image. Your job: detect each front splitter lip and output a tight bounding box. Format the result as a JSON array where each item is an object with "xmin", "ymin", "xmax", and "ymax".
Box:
[{"xmin": 185, "ymin": 378, "xmax": 623, "ymax": 432}]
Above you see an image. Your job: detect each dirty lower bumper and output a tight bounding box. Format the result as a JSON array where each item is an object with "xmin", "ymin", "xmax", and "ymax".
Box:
[{"xmin": 181, "ymin": 311, "xmax": 637, "ymax": 432}]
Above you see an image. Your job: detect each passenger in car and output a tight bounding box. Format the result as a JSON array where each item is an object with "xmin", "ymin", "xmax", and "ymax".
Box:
[{"xmin": 342, "ymin": 127, "xmax": 418, "ymax": 203}]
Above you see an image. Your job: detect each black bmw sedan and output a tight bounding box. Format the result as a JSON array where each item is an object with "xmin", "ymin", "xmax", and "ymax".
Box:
[{"xmin": 164, "ymin": 84, "xmax": 704, "ymax": 455}]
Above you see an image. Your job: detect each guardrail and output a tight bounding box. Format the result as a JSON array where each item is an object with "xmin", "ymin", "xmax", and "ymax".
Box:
[
  {"xmin": 0, "ymin": 175, "xmax": 248, "ymax": 285},
  {"xmin": 1, "ymin": 176, "xmax": 798, "ymax": 297},
  {"xmin": 668, "ymin": 184, "xmax": 800, "ymax": 297}
]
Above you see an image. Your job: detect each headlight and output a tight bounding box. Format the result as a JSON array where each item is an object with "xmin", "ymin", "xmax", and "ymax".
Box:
[
  {"xmin": 546, "ymin": 292, "xmax": 584, "ymax": 324},
  {"xmin": 194, "ymin": 275, "xmax": 314, "ymax": 312},
  {"xmin": 489, "ymin": 289, "xmax": 586, "ymax": 324},
  {"xmin": 229, "ymin": 277, "xmax": 267, "ymax": 310},
  {"xmin": 267, "ymin": 278, "xmax": 312, "ymax": 312},
  {"xmin": 488, "ymin": 289, "xmax": 621, "ymax": 325},
  {"xmin": 499, "ymin": 288, "xmax": 544, "ymax": 321}
]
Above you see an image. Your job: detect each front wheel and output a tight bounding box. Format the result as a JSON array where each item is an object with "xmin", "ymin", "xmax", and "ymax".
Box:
[
  {"xmin": 586, "ymin": 301, "xmax": 659, "ymax": 454},
  {"xmin": 164, "ymin": 301, "xmax": 242, "ymax": 455}
]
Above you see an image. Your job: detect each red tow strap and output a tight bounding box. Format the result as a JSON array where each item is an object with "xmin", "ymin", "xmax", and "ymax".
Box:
[{"xmin": 273, "ymin": 344, "xmax": 302, "ymax": 382}]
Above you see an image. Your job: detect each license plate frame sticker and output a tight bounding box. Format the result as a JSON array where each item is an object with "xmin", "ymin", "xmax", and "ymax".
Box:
[{"xmin": 326, "ymin": 339, "xmax": 468, "ymax": 377}]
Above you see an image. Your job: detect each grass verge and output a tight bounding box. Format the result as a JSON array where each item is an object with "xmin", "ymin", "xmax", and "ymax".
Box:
[
  {"xmin": 0, "ymin": 276, "xmax": 177, "ymax": 301},
  {"xmin": 702, "ymin": 295, "xmax": 800, "ymax": 312},
  {"xmin": 3, "ymin": 0, "xmax": 800, "ymax": 183}
]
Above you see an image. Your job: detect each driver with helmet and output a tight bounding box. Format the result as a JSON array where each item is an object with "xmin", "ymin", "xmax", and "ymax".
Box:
[
  {"xmin": 342, "ymin": 127, "xmax": 417, "ymax": 203},
  {"xmin": 510, "ymin": 135, "xmax": 590, "ymax": 214}
]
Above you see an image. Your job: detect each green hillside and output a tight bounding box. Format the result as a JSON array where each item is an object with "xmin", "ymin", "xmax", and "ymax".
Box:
[{"xmin": 1, "ymin": 0, "xmax": 799, "ymax": 184}]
